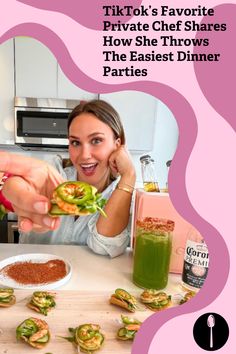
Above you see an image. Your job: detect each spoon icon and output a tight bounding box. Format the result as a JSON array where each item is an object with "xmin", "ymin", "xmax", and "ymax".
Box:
[{"xmin": 207, "ymin": 314, "xmax": 215, "ymax": 348}]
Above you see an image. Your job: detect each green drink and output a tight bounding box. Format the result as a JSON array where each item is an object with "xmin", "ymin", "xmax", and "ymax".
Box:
[{"xmin": 133, "ymin": 218, "xmax": 174, "ymax": 289}]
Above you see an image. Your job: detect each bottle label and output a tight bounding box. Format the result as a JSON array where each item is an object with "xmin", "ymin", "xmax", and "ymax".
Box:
[{"xmin": 182, "ymin": 240, "xmax": 209, "ymax": 289}]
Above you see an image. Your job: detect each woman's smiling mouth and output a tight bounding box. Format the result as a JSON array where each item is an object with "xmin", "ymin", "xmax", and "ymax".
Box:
[{"xmin": 80, "ymin": 163, "xmax": 98, "ymax": 176}]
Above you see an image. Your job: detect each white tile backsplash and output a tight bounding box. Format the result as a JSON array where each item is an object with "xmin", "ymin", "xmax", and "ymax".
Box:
[{"xmin": 0, "ymin": 100, "xmax": 178, "ymax": 189}]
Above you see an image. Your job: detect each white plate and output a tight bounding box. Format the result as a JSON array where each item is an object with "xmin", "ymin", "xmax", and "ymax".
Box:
[{"xmin": 0, "ymin": 253, "xmax": 72, "ymax": 290}]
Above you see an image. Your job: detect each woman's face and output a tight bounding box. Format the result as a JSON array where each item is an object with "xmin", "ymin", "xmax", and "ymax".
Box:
[{"xmin": 68, "ymin": 113, "xmax": 120, "ymax": 190}]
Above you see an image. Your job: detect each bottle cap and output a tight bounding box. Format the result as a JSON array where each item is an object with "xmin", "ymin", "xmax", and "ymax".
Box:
[
  {"xmin": 140, "ymin": 155, "xmax": 151, "ymax": 163},
  {"xmin": 140, "ymin": 154, "xmax": 151, "ymax": 162}
]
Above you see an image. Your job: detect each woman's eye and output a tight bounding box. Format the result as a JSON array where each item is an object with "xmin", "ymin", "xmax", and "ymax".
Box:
[
  {"xmin": 91, "ymin": 138, "xmax": 102, "ymax": 145},
  {"xmin": 70, "ymin": 140, "xmax": 80, "ymax": 147}
]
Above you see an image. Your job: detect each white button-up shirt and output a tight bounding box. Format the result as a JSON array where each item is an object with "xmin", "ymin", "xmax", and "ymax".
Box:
[{"xmin": 19, "ymin": 156, "xmax": 130, "ymax": 258}]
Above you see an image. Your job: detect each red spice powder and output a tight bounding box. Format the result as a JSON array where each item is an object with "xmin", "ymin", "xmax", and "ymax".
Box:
[{"xmin": 0, "ymin": 259, "xmax": 67, "ymax": 284}]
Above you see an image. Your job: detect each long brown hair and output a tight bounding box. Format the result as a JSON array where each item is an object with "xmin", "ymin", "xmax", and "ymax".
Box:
[{"xmin": 67, "ymin": 99, "xmax": 125, "ymax": 144}]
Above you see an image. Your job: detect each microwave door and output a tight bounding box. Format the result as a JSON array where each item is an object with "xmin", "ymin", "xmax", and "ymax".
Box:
[
  {"xmin": 16, "ymin": 111, "xmax": 68, "ymax": 138},
  {"xmin": 15, "ymin": 110, "xmax": 69, "ymax": 149}
]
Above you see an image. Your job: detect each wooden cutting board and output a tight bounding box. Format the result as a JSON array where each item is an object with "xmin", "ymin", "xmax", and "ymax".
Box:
[{"xmin": 0, "ymin": 290, "xmax": 153, "ymax": 354}]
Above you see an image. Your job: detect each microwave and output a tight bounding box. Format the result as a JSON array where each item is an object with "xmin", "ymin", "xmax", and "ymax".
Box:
[{"xmin": 14, "ymin": 97, "xmax": 80, "ymax": 151}]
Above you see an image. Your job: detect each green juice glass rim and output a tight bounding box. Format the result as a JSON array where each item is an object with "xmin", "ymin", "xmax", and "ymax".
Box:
[{"xmin": 136, "ymin": 217, "xmax": 175, "ymax": 232}]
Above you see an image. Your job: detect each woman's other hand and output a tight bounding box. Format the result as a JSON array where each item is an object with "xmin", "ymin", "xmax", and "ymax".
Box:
[
  {"xmin": 96, "ymin": 146, "xmax": 136, "ymax": 237},
  {"xmin": 0, "ymin": 151, "xmax": 64, "ymax": 233},
  {"xmin": 109, "ymin": 146, "xmax": 136, "ymax": 181}
]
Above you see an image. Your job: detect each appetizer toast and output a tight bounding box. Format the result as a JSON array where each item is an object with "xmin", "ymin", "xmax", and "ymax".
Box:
[
  {"xmin": 49, "ymin": 181, "xmax": 107, "ymax": 217},
  {"xmin": 0, "ymin": 288, "xmax": 16, "ymax": 308}
]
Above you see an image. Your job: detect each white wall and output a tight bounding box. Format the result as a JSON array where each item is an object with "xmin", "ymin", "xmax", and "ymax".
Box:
[{"xmin": 132, "ymin": 100, "xmax": 179, "ymax": 188}]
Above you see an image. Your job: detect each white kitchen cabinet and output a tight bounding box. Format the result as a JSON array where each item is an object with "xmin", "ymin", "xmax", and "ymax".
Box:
[
  {"xmin": 15, "ymin": 37, "xmax": 96, "ymax": 101},
  {"xmin": 0, "ymin": 39, "xmax": 15, "ymax": 145},
  {"xmin": 100, "ymin": 91, "xmax": 157, "ymax": 152},
  {"xmin": 57, "ymin": 66, "xmax": 97, "ymax": 100},
  {"xmin": 15, "ymin": 37, "xmax": 58, "ymax": 98}
]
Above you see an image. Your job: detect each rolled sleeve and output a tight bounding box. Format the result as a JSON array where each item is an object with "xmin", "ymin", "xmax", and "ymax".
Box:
[{"xmin": 86, "ymin": 217, "xmax": 130, "ymax": 258}]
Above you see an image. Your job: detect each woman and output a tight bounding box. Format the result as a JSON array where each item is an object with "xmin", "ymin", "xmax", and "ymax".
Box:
[{"xmin": 0, "ymin": 100, "xmax": 136, "ymax": 257}]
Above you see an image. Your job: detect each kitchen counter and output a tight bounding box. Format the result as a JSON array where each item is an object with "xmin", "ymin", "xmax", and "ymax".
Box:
[
  {"xmin": 0, "ymin": 243, "xmax": 181, "ymax": 292},
  {"xmin": 0, "ymin": 244, "xmax": 182, "ymax": 354}
]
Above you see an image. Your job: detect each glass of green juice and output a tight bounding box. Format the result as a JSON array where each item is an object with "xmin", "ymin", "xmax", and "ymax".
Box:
[{"xmin": 133, "ymin": 217, "xmax": 175, "ymax": 289}]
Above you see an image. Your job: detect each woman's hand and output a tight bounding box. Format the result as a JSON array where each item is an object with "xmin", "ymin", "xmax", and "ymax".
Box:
[
  {"xmin": 109, "ymin": 146, "xmax": 136, "ymax": 181},
  {"xmin": 96, "ymin": 146, "xmax": 136, "ymax": 237},
  {"xmin": 0, "ymin": 151, "xmax": 64, "ymax": 233}
]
